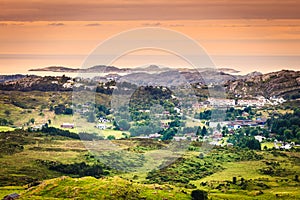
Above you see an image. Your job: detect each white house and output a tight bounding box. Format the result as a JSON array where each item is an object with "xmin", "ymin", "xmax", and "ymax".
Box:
[{"xmin": 96, "ymin": 124, "xmax": 106, "ymax": 130}]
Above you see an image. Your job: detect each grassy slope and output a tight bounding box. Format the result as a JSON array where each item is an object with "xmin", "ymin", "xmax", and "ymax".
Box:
[
  {"xmin": 190, "ymin": 151, "xmax": 300, "ymax": 200},
  {"xmin": 0, "ymin": 126, "xmax": 15, "ymax": 132},
  {"xmin": 19, "ymin": 176, "xmax": 191, "ymax": 200}
]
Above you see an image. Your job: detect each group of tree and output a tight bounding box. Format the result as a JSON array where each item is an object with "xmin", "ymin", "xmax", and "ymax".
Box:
[
  {"xmin": 0, "ymin": 117, "xmax": 13, "ymax": 126},
  {"xmin": 53, "ymin": 104, "xmax": 73, "ymax": 115},
  {"xmin": 267, "ymin": 108, "xmax": 300, "ymax": 142},
  {"xmin": 195, "ymin": 107, "xmax": 255, "ymax": 121},
  {"xmin": 227, "ymin": 133, "xmax": 261, "ymax": 150},
  {"xmin": 36, "ymin": 160, "xmax": 110, "ymax": 178}
]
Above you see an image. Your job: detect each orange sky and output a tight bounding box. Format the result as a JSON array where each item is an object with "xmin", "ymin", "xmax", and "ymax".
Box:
[{"xmin": 0, "ymin": 0, "xmax": 299, "ymax": 74}]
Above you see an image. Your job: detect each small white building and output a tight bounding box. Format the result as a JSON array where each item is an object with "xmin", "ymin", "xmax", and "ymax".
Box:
[
  {"xmin": 149, "ymin": 133, "xmax": 161, "ymax": 138},
  {"xmin": 173, "ymin": 136, "xmax": 187, "ymax": 141},
  {"xmin": 96, "ymin": 124, "xmax": 106, "ymax": 130},
  {"xmin": 254, "ymin": 135, "xmax": 266, "ymax": 142}
]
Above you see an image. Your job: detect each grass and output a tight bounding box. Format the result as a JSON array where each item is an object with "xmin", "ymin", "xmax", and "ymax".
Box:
[
  {"xmin": 0, "ymin": 186, "xmax": 25, "ymax": 199},
  {"xmin": 19, "ymin": 176, "xmax": 191, "ymax": 200},
  {"xmin": 0, "ymin": 135, "xmax": 89, "ymax": 187},
  {"xmin": 189, "ymin": 150, "xmax": 300, "ymax": 200},
  {"xmin": 51, "ymin": 114, "xmax": 126, "ymax": 139},
  {"xmin": 193, "ymin": 161, "xmax": 269, "ymax": 183},
  {"xmin": 0, "ymin": 126, "xmax": 15, "ymax": 132},
  {"xmin": 261, "ymin": 142, "xmax": 275, "ymax": 149}
]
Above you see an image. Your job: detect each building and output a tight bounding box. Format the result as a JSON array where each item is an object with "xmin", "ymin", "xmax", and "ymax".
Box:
[
  {"xmin": 61, "ymin": 123, "xmax": 75, "ymax": 129},
  {"xmin": 149, "ymin": 133, "xmax": 161, "ymax": 138},
  {"xmin": 173, "ymin": 136, "xmax": 187, "ymax": 141},
  {"xmin": 96, "ymin": 124, "xmax": 106, "ymax": 130},
  {"xmin": 254, "ymin": 135, "xmax": 266, "ymax": 142}
]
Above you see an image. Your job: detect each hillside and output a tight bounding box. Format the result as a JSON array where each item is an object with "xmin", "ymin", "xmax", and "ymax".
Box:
[
  {"xmin": 225, "ymin": 70, "xmax": 300, "ymax": 98},
  {"xmin": 0, "ymin": 74, "xmax": 26, "ymax": 83},
  {"xmin": 1, "ymin": 70, "xmax": 299, "ymax": 99},
  {"xmin": 19, "ymin": 176, "xmax": 191, "ymax": 200},
  {"xmin": 0, "ymin": 75, "xmax": 72, "ymax": 92}
]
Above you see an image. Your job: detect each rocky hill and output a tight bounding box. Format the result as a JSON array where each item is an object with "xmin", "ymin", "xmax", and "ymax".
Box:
[
  {"xmin": 225, "ymin": 70, "xmax": 300, "ymax": 99},
  {"xmin": 0, "ymin": 75, "xmax": 72, "ymax": 92},
  {"xmin": 1, "ymin": 68, "xmax": 299, "ymax": 99},
  {"xmin": 0, "ymin": 74, "xmax": 26, "ymax": 83}
]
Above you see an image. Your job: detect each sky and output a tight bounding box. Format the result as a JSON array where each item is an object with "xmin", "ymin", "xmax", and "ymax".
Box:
[{"xmin": 0, "ymin": 0, "xmax": 299, "ymax": 74}]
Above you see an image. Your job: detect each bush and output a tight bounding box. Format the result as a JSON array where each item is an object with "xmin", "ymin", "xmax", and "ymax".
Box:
[{"xmin": 191, "ymin": 189, "xmax": 208, "ymax": 200}]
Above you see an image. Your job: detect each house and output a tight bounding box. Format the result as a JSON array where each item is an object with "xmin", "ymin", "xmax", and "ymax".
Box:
[
  {"xmin": 227, "ymin": 122, "xmax": 242, "ymax": 130},
  {"xmin": 212, "ymin": 132, "xmax": 223, "ymax": 140},
  {"xmin": 254, "ymin": 135, "xmax": 266, "ymax": 142},
  {"xmin": 96, "ymin": 124, "xmax": 106, "ymax": 130},
  {"xmin": 163, "ymin": 111, "xmax": 170, "ymax": 116},
  {"xmin": 61, "ymin": 123, "xmax": 74, "ymax": 129},
  {"xmin": 98, "ymin": 117, "xmax": 110, "ymax": 123},
  {"xmin": 149, "ymin": 133, "xmax": 161, "ymax": 138},
  {"xmin": 3, "ymin": 193, "xmax": 20, "ymax": 200},
  {"xmin": 173, "ymin": 136, "xmax": 187, "ymax": 141},
  {"xmin": 209, "ymin": 141, "xmax": 221, "ymax": 146},
  {"xmin": 190, "ymin": 136, "xmax": 199, "ymax": 141}
]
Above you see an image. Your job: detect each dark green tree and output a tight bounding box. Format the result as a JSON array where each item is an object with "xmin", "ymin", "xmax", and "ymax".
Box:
[
  {"xmin": 118, "ymin": 119, "xmax": 131, "ymax": 131},
  {"xmin": 191, "ymin": 189, "xmax": 208, "ymax": 200}
]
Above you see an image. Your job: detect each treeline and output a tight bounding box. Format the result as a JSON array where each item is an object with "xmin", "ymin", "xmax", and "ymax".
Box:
[
  {"xmin": 194, "ymin": 107, "xmax": 255, "ymax": 121},
  {"xmin": 0, "ymin": 118, "xmax": 13, "ymax": 126},
  {"xmin": 40, "ymin": 126, "xmax": 104, "ymax": 140},
  {"xmin": 267, "ymin": 108, "xmax": 300, "ymax": 142},
  {"xmin": 36, "ymin": 160, "xmax": 110, "ymax": 178},
  {"xmin": 227, "ymin": 133, "xmax": 261, "ymax": 150},
  {"xmin": 0, "ymin": 130, "xmax": 37, "ymax": 156}
]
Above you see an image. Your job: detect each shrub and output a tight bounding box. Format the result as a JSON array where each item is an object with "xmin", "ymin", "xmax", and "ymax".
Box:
[{"xmin": 191, "ymin": 189, "xmax": 208, "ymax": 200}]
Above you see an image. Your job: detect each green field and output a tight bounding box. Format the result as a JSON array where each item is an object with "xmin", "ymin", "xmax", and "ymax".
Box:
[{"xmin": 0, "ymin": 126, "xmax": 15, "ymax": 132}]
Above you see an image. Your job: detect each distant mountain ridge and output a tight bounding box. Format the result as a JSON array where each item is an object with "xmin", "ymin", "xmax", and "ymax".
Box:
[
  {"xmin": 225, "ymin": 70, "xmax": 300, "ymax": 99},
  {"xmin": 0, "ymin": 74, "xmax": 26, "ymax": 83},
  {"xmin": 28, "ymin": 65, "xmax": 240, "ymax": 74},
  {"xmin": 2, "ymin": 66, "xmax": 300, "ymax": 99}
]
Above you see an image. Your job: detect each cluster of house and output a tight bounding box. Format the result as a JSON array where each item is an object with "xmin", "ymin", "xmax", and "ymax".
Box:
[
  {"xmin": 227, "ymin": 118, "xmax": 267, "ymax": 130},
  {"xmin": 193, "ymin": 96, "xmax": 286, "ymax": 109},
  {"xmin": 95, "ymin": 117, "xmax": 111, "ymax": 130},
  {"xmin": 274, "ymin": 140, "xmax": 297, "ymax": 150}
]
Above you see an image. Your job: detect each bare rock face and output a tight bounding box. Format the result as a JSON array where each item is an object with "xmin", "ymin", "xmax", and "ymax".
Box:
[{"xmin": 225, "ymin": 70, "xmax": 300, "ymax": 98}]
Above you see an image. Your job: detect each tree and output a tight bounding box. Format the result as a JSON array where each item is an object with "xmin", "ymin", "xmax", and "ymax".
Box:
[
  {"xmin": 232, "ymin": 177, "xmax": 237, "ymax": 184},
  {"xmin": 201, "ymin": 126, "xmax": 207, "ymax": 136},
  {"xmin": 4, "ymin": 110, "xmax": 10, "ymax": 117},
  {"xmin": 191, "ymin": 189, "xmax": 208, "ymax": 200},
  {"xmin": 30, "ymin": 118, "xmax": 35, "ymax": 124},
  {"xmin": 283, "ymin": 129, "xmax": 293, "ymax": 140},
  {"xmin": 64, "ymin": 108, "xmax": 73, "ymax": 115},
  {"xmin": 216, "ymin": 123, "xmax": 221, "ymax": 131},
  {"xmin": 118, "ymin": 119, "xmax": 131, "ymax": 131},
  {"xmin": 107, "ymin": 135, "xmax": 115, "ymax": 140}
]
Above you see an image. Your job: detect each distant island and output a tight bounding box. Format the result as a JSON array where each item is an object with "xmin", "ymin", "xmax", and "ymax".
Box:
[{"xmin": 29, "ymin": 65, "xmax": 241, "ymax": 74}]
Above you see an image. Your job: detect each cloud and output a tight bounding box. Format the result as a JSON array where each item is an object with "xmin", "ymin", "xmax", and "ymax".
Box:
[
  {"xmin": 48, "ymin": 22, "xmax": 65, "ymax": 26},
  {"xmin": 85, "ymin": 23, "xmax": 101, "ymax": 26},
  {"xmin": 1, "ymin": 0, "xmax": 299, "ymax": 21},
  {"xmin": 141, "ymin": 22, "xmax": 161, "ymax": 26},
  {"xmin": 169, "ymin": 24, "xmax": 184, "ymax": 27},
  {"xmin": 0, "ymin": 22, "xmax": 24, "ymax": 26},
  {"xmin": 11, "ymin": 23, "xmax": 24, "ymax": 26}
]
